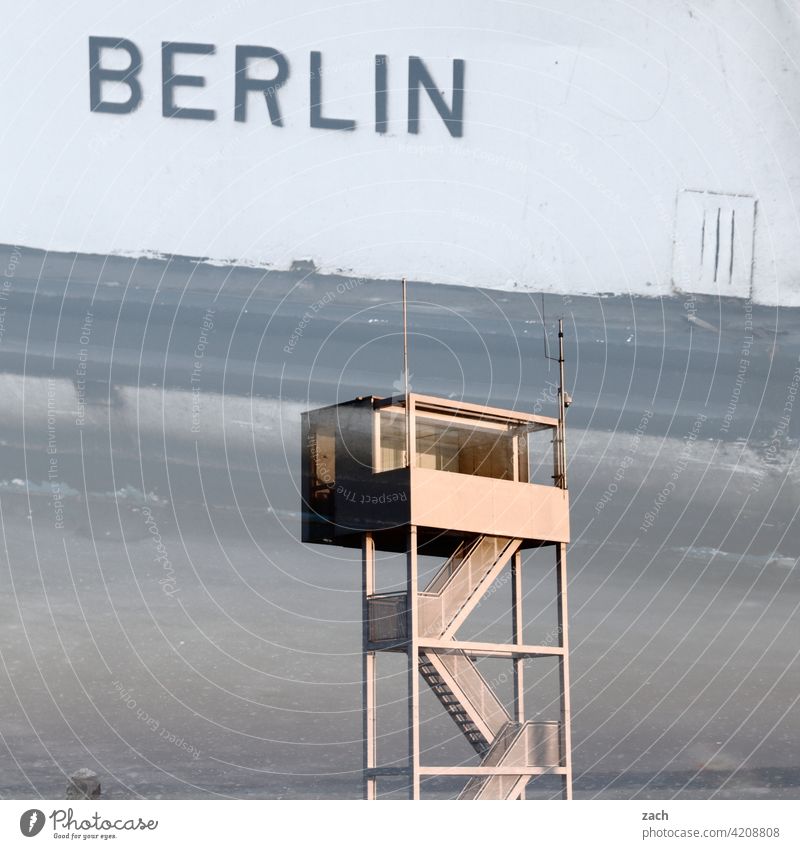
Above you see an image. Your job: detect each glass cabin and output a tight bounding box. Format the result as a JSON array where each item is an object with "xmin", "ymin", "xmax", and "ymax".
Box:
[{"xmin": 301, "ymin": 393, "xmax": 569, "ymax": 551}]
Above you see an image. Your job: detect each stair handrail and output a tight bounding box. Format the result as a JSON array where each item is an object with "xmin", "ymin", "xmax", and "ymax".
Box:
[
  {"xmin": 422, "ymin": 535, "xmax": 514, "ymax": 600},
  {"xmin": 422, "ymin": 536, "xmax": 482, "ymax": 595},
  {"xmin": 493, "ymin": 721, "xmax": 529, "ymax": 766},
  {"xmin": 459, "ymin": 720, "xmax": 526, "ymax": 800},
  {"xmin": 436, "ymin": 649, "xmax": 510, "ymax": 727},
  {"xmin": 434, "ymin": 537, "xmax": 517, "ymax": 626}
]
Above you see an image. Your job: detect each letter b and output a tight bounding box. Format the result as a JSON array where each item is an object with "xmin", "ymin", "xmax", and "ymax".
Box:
[{"xmin": 89, "ymin": 36, "xmax": 143, "ymax": 114}]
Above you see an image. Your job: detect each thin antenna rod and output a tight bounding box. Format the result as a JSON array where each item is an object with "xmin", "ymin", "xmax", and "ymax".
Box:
[
  {"xmin": 540, "ymin": 295, "xmax": 566, "ymax": 485},
  {"xmin": 542, "ymin": 293, "xmax": 550, "ymax": 361},
  {"xmin": 542, "ymin": 294, "xmax": 558, "ymax": 363},
  {"xmin": 558, "ymin": 317, "xmax": 568, "ymax": 489},
  {"xmin": 402, "ymin": 277, "xmax": 409, "ymax": 398},
  {"xmin": 402, "ymin": 277, "xmax": 411, "ymax": 466}
]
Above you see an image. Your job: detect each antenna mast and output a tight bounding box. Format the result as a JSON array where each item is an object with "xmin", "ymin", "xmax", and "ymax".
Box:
[
  {"xmin": 557, "ymin": 317, "xmax": 568, "ymax": 489},
  {"xmin": 402, "ymin": 277, "xmax": 411, "ymax": 466},
  {"xmin": 542, "ymin": 297, "xmax": 568, "ymax": 489}
]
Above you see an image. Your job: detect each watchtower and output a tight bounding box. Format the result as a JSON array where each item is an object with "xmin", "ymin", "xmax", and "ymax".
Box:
[{"xmin": 300, "ymin": 323, "xmax": 573, "ymax": 800}]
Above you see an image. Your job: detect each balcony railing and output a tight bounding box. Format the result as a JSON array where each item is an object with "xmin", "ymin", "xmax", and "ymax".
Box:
[{"xmin": 367, "ymin": 593, "xmax": 407, "ymax": 643}]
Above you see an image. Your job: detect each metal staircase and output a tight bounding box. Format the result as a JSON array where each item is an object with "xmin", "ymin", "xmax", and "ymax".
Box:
[
  {"xmin": 415, "ymin": 535, "xmax": 562, "ymax": 800},
  {"xmin": 419, "ymin": 535, "xmax": 522, "ymax": 638},
  {"xmin": 364, "ymin": 532, "xmax": 567, "ymax": 798},
  {"xmin": 419, "ymin": 648, "xmax": 510, "ymax": 753},
  {"xmin": 459, "ymin": 721, "xmax": 535, "ymax": 800},
  {"xmin": 419, "ymin": 653, "xmax": 488, "ymax": 754}
]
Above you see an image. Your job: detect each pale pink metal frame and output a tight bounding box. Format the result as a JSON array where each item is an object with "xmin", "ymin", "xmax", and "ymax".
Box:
[{"xmin": 359, "ymin": 391, "xmax": 572, "ymax": 800}]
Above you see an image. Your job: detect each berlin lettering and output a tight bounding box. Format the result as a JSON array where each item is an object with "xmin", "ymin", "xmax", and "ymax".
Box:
[{"xmin": 88, "ymin": 37, "xmax": 466, "ymax": 137}]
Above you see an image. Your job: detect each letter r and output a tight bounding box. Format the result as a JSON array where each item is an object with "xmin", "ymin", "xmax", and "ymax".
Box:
[{"xmin": 234, "ymin": 46, "xmax": 289, "ymax": 125}]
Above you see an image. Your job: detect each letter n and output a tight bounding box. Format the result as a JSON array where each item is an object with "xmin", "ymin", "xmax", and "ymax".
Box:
[{"xmin": 407, "ymin": 56, "xmax": 464, "ymax": 138}]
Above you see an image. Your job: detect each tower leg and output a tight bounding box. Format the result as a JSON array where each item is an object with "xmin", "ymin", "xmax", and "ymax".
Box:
[
  {"xmin": 364, "ymin": 652, "xmax": 377, "ymax": 799},
  {"xmin": 362, "ymin": 533, "xmax": 377, "ymax": 800},
  {"xmin": 511, "ymin": 550, "xmax": 526, "ymax": 800},
  {"xmin": 556, "ymin": 542, "xmax": 573, "ymax": 800},
  {"xmin": 406, "ymin": 525, "xmax": 420, "ymax": 800}
]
